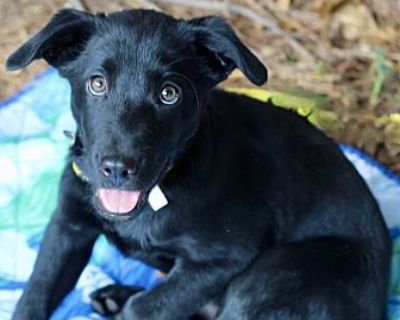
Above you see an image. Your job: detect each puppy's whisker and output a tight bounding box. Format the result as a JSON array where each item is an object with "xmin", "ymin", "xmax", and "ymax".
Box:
[
  {"xmin": 78, "ymin": 117, "xmax": 88, "ymax": 150},
  {"xmin": 169, "ymin": 71, "xmax": 200, "ymax": 111},
  {"xmin": 142, "ymin": 146, "xmax": 156, "ymax": 157},
  {"xmin": 165, "ymin": 56, "xmax": 202, "ymax": 67}
]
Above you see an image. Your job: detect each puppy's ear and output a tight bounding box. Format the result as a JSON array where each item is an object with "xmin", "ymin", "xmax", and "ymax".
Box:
[
  {"xmin": 187, "ymin": 16, "xmax": 267, "ymax": 86},
  {"xmin": 6, "ymin": 9, "xmax": 95, "ymax": 71}
]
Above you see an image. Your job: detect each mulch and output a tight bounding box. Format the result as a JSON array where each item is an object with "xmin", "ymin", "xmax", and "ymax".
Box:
[{"xmin": 1, "ymin": 0, "xmax": 399, "ymax": 172}]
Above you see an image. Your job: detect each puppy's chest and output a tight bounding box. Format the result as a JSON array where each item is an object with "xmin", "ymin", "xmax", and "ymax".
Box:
[
  {"xmin": 102, "ymin": 208, "xmax": 184, "ymax": 259},
  {"xmin": 102, "ymin": 213, "xmax": 222, "ymax": 266},
  {"xmin": 101, "ymin": 227, "xmax": 173, "ymax": 272}
]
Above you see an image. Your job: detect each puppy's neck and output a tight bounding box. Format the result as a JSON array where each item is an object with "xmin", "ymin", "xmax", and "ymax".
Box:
[{"xmin": 163, "ymin": 101, "xmax": 216, "ymax": 184}]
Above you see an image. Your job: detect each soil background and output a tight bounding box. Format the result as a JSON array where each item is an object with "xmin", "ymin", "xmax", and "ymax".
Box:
[{"xmin": 1, "ymin": 0, "xmax": 399, "ymax": 172}]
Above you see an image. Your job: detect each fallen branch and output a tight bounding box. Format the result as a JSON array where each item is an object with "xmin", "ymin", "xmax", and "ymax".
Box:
[
  {"xmin": 64, "ymin": 0, "xmax": 90, "ymax": 11},
  {"xmin": 131, "ymin": 0, "xmax": 162, "ymax": 10},
  {"xmin": 150, "ymin": 0, "xmax": 315, "ymax": 63}
]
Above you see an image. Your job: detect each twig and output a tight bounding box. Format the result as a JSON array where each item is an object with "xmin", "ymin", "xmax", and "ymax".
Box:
[
  {"xmin": 64, "ymin": 0, "xmax": 90, "ymax": 11},
  {"xmin": 150, "ymin": 0, "xmax": 315, "ymax": 63},
  {"xmin": 134, "ymin": 0, "xmax": 162, "ymax": 11}
]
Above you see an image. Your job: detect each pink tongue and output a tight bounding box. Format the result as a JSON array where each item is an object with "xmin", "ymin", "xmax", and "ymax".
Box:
[{"xmin": 97, "ymin": 189, "xmax": 141, "ymax": 214}]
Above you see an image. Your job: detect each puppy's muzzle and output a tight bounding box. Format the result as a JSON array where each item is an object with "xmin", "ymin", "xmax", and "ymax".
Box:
[
  {"xmin": 99, "ymin": 157, "xmax": 138, "ymax": 182},
  {"xmin": 96, "ymin": 157, "xmax": 142, "ymax": 214}
]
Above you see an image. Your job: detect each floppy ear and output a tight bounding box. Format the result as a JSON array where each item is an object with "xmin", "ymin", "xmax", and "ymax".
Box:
[
  {"xmin": 6, "ymin": 9, "xmax": 95, "ymax": 71},
  {"xmin": 187, "ymin": 16, "xmax": 267, "ymax": 86}
]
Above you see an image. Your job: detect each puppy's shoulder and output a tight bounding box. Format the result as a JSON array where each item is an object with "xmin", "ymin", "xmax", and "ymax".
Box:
[{"xmin": 207, "ymin": 89, "xmax": 313, "ymax": 128}]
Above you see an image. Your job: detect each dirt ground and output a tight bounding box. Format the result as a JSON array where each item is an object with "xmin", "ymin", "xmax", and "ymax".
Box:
[{"xmin": 1, "ymin": 0, "xmax": 399, "ymax": 172}]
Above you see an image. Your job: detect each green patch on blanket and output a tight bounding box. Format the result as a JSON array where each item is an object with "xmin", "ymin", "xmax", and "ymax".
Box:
[{"xmin": 0, "ymin": 171, "xmax": 62, "ymax": 233}]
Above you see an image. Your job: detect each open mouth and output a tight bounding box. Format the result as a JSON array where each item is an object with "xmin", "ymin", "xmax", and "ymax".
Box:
[
  {"xmin": 95, "ymin": 159, "xmax": 172, "ymax": 218},
  {"xmin": 96, "ymin": 188, "xmax": 143, "ymax": 215}
]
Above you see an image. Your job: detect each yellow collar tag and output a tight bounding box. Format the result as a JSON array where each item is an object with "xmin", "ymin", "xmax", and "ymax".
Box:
[{"xmin": 72, "ymin": 162, "xmax": 90, "ymax": 182}]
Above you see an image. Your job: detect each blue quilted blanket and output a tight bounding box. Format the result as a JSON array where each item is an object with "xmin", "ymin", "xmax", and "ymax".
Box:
[{"xmin": 0, "ymin": 69, "xmax": 399, "ymax": 319}]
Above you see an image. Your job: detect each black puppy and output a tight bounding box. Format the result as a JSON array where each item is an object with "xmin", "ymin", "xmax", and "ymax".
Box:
[{"xmin": 7, "ymin": 8, "xmax": 391, "ymax": 320}]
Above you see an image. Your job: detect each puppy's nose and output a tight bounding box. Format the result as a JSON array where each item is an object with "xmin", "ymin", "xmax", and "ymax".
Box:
[{"xmin": 99, "ymin": 158, "xmax": 137, "ymax": 181}]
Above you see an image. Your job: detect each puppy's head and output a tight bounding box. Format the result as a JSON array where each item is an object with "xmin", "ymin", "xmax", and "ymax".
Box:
[{"xmin": 7, "ymin": 9, "xmax": 267, "ymax": 220}]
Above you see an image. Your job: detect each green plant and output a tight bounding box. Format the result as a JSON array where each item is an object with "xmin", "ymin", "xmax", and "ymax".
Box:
[{"xmin": 369, "ymin": 47, "xmax": 392, "ymax": 108}]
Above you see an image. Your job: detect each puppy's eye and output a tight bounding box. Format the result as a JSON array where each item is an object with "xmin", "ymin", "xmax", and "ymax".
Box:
[
  {"xmin": 159, "ymin": 83, "xmax": 181, "ymax": 105},
  {"xmin": 87, "ymin": 75, "xmax": 107, "ymax": 96}
]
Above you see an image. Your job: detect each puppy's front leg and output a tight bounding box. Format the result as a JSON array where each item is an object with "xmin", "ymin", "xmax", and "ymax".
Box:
[
  {"xmin": 119, "ymin": 258, "xmax": 246, "ymax": 320},
  {"xmin": 12, "ymin": 167, "xmax": 100, "ymax": 320}
]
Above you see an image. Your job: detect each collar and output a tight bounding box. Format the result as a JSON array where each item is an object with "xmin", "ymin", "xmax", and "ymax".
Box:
[
  {"xmin": 64, "ymin": 131, "xmax": 88, "ymax": 182},
  {"xmin": 72, "ymin": 161, "xmax": 90, "ymax": 182},
  {"xmin": 71, "ymin": 161, "xmax": 173, "ymax": 183}
]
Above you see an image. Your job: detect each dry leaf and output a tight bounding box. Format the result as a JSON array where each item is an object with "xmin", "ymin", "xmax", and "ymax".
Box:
[
  {"xmin": 309, "ymin": 0, "xmax": 347, "ymax": 15},
  {"xmin": 330, "ymin": 2, "xmax": 378, "ymax": 42}
]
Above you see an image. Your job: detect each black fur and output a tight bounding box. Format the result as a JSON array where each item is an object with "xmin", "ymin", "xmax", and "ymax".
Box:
[{"xmin": 7, "ymin": 9, "xmax": 391, "ymax": 320}]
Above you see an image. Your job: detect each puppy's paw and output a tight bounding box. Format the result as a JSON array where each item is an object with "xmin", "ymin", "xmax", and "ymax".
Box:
[{"xmin": 90, "ymin": 284, "xmax": 144, "ymax": 317}]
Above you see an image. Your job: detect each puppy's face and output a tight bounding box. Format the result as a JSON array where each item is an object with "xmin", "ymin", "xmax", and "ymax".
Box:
[{"xmin": 7, "ymin": 9, "xmax": 267, "ymax": 220}]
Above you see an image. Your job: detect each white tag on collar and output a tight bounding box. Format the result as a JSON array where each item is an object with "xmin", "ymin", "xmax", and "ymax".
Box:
[{"xmin": 148, "ymin": 185, "xmax": 168, "ymax": 211}]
